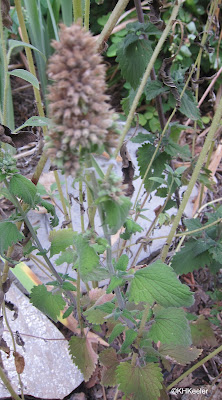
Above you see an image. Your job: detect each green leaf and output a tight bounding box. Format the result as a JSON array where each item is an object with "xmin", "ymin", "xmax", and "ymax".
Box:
[
  {"xmin": 159, "ymin": 344, "xmax": 202, "ymax": 365},
  {"xmin": 190, "ymin": 315, "xmax": 218, "ymax": 347},
  {"xmin": 62, "ymin": 282, "xmax": 76, "ymax": 291},
  {"xmin": 171, "ymin": 240, "xmax": 212, "ymax": 274},
  {"xmin": 120, "ymin": 329, "xmax": 137, "ymax": 353},
  {"xmin": 144, "ymin": 80, "xmax": 168, "ymax": 101},
  {"xmin": 55, "ymin": 249, "xmax": 77, "ymax": 266},
  {"xmin": 103, "ymin": 196, "xmax": 131, "ymax": 235},
  {"xmin": 137, "ymin": 143, "xmax": 169, "ymax": 192},
  {"xmin": 107, "ymin": 276, "xmax": 124, "ymax": 294},
  {"xmin": 116, "ymin": 362, "xmax": 163, "ymax": 400},
  {"xmin": 131, "ymin": 132, "xmax": 153, "ymax": 144},
  {"xmin": 180, "ymin": 91, "xmax": 200, "ymax": 120},
  {"xmin": 108, "ymin": 323, "xmax": 126, "ymax": 344},
  {"xmin": 14, "ymin": 116, "xmax": 52, "ymax": 133},
  {"xmin": 49, "ymin": 229, "xmax": 76, "ymax": 256},
  {"xmin": 129, "ymin": 260, "xmax": 194, "ymax": 307},
  {"xmin": 39, "ymin": 199, "xmax": 59, "ymax": 227},
  {"xmin": 9, "ymin": 69, "xmax": 39, "ymax": 89},
  {"xmin": 84, "ymin": 307, "xmax": 108, "ymax": 324},
  {"xmin": 120, "ymin": 219, "xmax": 143, "ymax": 240},
  {"xmin": 165, "ymin": 140, "xmax": 191, "ymax": 160},
  {"xmin": 116, "ymin": 36, "xmax": 153, "ymax": 89},
  {"xmin": 74, "ymin": 234, "xmax": 100, "ymax": 282},
  {"xmin": 30, "ymin": 285, "xmax": 66, "ymax": 322},
  {"xmin": 9, "ymin": 174, "xmax": 37, "ymax": 206},
  {"xmin": 8, "ymin": 39, "xmax": 46, "ymax": 62},
  {"xmin": 100, "ymin": 348, "xmax": 119, "ymax": 387},
  {"xmin": 62, "ymin": 306, "xmax": 74, "ymax": 319},
  {"xmin": 148, "ymin": 308, "xmax": 192, "ymax": 346},
  {"xmin": 69, "ymin": 336, "xmax": 98, "ymax": 381},
  {"xmin": 0, "ymin": 222, "xmax": 24, "ymax": 254},
  {"xmin": 115, "ymin": 254, "xmax": 129, "ymax": 271}
]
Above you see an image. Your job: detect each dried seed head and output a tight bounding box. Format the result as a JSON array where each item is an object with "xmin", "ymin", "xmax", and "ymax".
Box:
[
  {"xmin": 1, "ymin": 0, "xmax": 12, "ymax": 29},
  {"xmin": 46, "ymin": 23, "xmax": 117, "ymax": 176}
]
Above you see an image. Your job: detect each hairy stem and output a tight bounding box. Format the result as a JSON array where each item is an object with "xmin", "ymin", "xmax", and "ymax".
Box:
[
  {"xmin": 0, "ymin": 1, "xmax": 9, "ymax": 125},
  {"xmin": 161, "ymin": 93, "xmax": 222, "ymax": 261},
  {"xmin": 96, "ymin": 0, "xmax": 130, "ymax": 52}
]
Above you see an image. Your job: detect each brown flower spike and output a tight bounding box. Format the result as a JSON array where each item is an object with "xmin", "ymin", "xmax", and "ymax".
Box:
[{"xmin": 46, "ymin": 23, "xmax": 116, "ymax": 176}]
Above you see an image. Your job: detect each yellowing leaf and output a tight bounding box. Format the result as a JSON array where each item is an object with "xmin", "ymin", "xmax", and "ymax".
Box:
[
  {"xmin": 49, "ymin": 229, "xmax": 76, "ymax": 256},
  {"xmin": 190, "ymin": 315, "xmax": 218, "ymax": 347},
  {"xmin": 69, "ymin": 336, "xmax": 98, "ymax": 382},
  {"xmin": 159, "ymin": 344, "xmax": 202, "ymax": 365},
  {"xmin": 116, "ymin": 362, "xmax": 163, "ymax": 400},
  {"xmin": 99, "ymin": 348, "xmax": 119, "ymax": 386}
]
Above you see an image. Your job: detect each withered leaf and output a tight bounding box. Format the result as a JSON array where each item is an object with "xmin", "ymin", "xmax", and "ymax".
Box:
[
  {"xmin": 5, "ymin": 300, "xmax": 18, "ymax": 320},
  {"xmin": 1, "ymin": 0, "xmax": 12, "ymax": 29},
  {"xmin": 159, "ymin": 58, "xmax": 181, "ymax": 108},
  {"xmin": 0, "ymin": 337, "xmax": 10, "ymax": 357},
  {"xmin": 120, "ymin": 142, "xmax": 135, "ymax": 197},
  {"xmin": 149, "ymin": 0, "xmax": 165, "ymax": 31},
  {"xmin": 2, "ymin": 278, "xmax": 11, "ymax": 294},
  {"xmin": 0, "ymin": 124, "xmax": 37, "ymax": 148},
  {"xmin": 13, "ymin": 351, "xmax": 25, "ymax": 374},
  {"xmin": 15, "ymin": 331, "xmax": 25, "ymax": 349}
]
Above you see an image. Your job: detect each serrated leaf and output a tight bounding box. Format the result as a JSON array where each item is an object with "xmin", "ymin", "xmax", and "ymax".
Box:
[
  {"xmin": 9, "ymin": 69, "xmax": 39, "ymax": 89},
  {"xmin": 69, "ymin": 336, "xmax": 98, "ymax": 381},
  {"xmin": 165, "ymin": 141, "xmax": 191, "ymax": 160},
  {"xmin": 9, "ymin": 174, "xmax": 37, "ymax": 206},
  {"xmin": 159, "ymin": 344, "xmax": 202, "ymax": 365},
  {"xmin": 103, "ymin": 196, "xmax": 131, "ymax": 235},
  {"xmin": 129, "ymin": 261, "xmax": 194, "ymax": 307},
  {"xmin": 116, "ymin": 35, "xmax": 153, "ymax": 89},
  {"xmin": 148, "ymin": 308, "xmax": 192, "ymax": 346},
  {"xmin": 184, "ymin": 218, "xmax": 202, "ymax": 235},
  {"xmin": 0, "ymin": 222, "xmax": 24, "ymax": 254},
  {"xmin": 131, "ymin": 132, "xmax": 153, "ymax": 144},
  {"xmin": 171, "ymin": 240, "xmax": 212, "ymax": 274},
  {"xmin": 55, "ymin": 249, "xmax": 77, "ymax": 265},
  {"xmin": 190, "ymin": 315, "xmax": 218, "ymax": 347},
  {"xmin": 14, "ymin": 116, "xmax": 52, "ymax": 133},
  {"xmin": 120, "ymin": 329, "xmax": 137, "ymax": 353},
  {"xmin": 107, "ymin": 276, "xmax": 124, "ymax": 294},
  {"xmin": 108, "ymin": 323, "xmax": 126, "ymax": 344},
  {"xmin": 120, "ymin": 219, "xmax": 143, "ymax": 240},
  {"xmin": 84, "ymin": 308, "xmax": 108, "ymax": 324},
  {"xmin": 116, "ymin": 362, "xmax": 163, "ymax": 400},
  {"xmin": 30, "ymin": 285, "xmax": 66, "ymax": 322},
  {"xmin": 99, "ymin": 348, "xmax": 119, "ymax": 386},
  {"xmin": 73, "ymin": 234, "xmax": 99, "ymax": 282},
  {"xmin": 39, "ymin": 199, "xmax": 59, "ymax": 227},
  {"xmin": 137, "ymin": 143, "xmax": 169, "ymax": 192},
  {"xmin": 144, "ymin": 80, "xmax": 168, "ymax": 101},
  {"xmin": 115, "ymin": 254, "xmax": 129, "ymax": 271},
  {"xmin": 49, "ymin": 229, "xmax": 76, "ymax": 256},
  {"xmin": 180, "ymin": 91, "xmax": 200, "ymax": 120}
]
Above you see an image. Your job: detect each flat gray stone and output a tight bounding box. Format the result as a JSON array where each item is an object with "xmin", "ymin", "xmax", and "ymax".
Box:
[{"xmin": 1, "ymin": 284, "xmax": 83, "ymax": 399}]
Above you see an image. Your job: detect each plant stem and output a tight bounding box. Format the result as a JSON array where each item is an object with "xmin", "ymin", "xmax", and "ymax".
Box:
[
  {"xmin": 2, "ymin": 301, "xmax": 25, "ymax": 400},
  {"xmin": 84, "ymin": 0, "xmax": 90, "ymax": 30},
  {"xmin": 167, "ymin": 344, "xmax": 222, "ymax": 391},
  {"xmin": 131, "ymin": 180, "xmax": 175, "ymax": 266},
  {"xmin": 4, "ymin": 180, "xmax": 77, "ymax": 307},
  {"xmin": 105, "ymin": 0, "xmax": 182, "ymax": 180},
  {"xmin": 0, "ymin": 365, "xmax": 22, "ymax": 400},
  {"xmin": 54, "ymin": 170, "xmax": 71, "ymax": 225},
  {"xmin": 96, "ymin": 0, "xmax": 130, "ymax": 52},
  {"xmin": 0, "ymin": 1, "xmax": 9, "ymax": 125},
  {"xmin": 161, "ymin": 93, "xmax": 222, "ymax": 261},
  {"xmin": 73, "ymin": 0, "xmax": 82, "ymax": 23},
  {"xmin": 131, "ymin": 304, "xmax": 151, "ymax": 367}
]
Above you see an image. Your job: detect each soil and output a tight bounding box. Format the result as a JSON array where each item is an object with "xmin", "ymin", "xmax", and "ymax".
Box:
[{"xmin": 2, "ymin": 62, "xmax": 222, "ymax": 400}]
